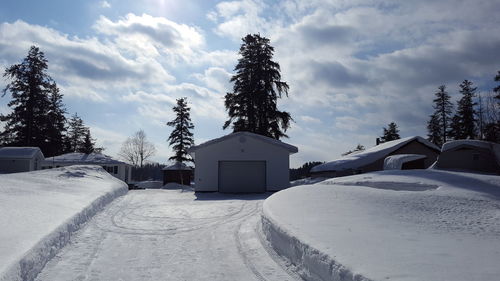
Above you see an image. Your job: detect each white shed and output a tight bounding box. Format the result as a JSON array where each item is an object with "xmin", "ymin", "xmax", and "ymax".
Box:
[
  {"xmin": 43, "ymin": 152, "xmax": 132, "ymax": 183},
  {"xmin": 188, "ymin": 131, "xmax": 298, "ymax": 193},
  {"xmin": 0, "ymin": 147, "xmax": 45, "ymax": 173}
]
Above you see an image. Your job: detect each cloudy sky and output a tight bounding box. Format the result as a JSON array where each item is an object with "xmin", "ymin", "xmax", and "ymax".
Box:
[{"xmin": 0, "ymin": 0, "xmax": 499, "ymax": 167}]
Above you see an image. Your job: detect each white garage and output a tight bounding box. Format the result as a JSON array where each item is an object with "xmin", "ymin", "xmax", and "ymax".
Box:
[
  {"xmin": 0, "ymin": 147, "xmax": 45, "ymax": 173},
  {"xmin": 188, "ymin": 131, "xmax": 298, "ymax": 193}
]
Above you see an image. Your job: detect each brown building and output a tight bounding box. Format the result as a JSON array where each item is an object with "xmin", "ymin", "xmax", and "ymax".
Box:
[
  {"xmin": 310, "ymin": 136, "xmax": 440, "ymax": 178},
  {"xmin": 435, "ymin": 140, "xmax": 500, "ymax": 174},
  {"xmin": 162, "ymin": 162, "xmax": 193, "ymax": 185}
]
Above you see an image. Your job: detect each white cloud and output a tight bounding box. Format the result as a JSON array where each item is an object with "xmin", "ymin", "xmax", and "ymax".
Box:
[
  {"xmin": 93, "ymin": 13, "xmax": 204, "ymax": 61},
  {"xmin": 209, "ymin": 0, "xmax": 274, "ymax": 40},
  {"xmin": 100, "ymin": 1, "xmax": 111, "ymax": 8},
  {"xmin": 298, "ymin": 115, "xmax": 321, "ymax": 124}
]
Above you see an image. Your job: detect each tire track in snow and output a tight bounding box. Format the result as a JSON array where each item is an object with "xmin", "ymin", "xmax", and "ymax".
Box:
[{"xmin": 234, "ymin": 202, "xmax": 302, "ymax": 281}]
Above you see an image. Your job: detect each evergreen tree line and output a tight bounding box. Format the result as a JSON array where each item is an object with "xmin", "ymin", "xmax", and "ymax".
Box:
[
  {"xmin": 0, "ymin": 46, "xmax": 100, "ymax": 157},
  {"xmin": 427, "ymin": 75, "xmax": 500, "ymax": 147},
  {"xmin": 290, "ymin": 161, "xmax": 324, "ymax": 180},
  {"xmin": 131, "ymin": 162, "xmax": 164, "ymax": 182}
]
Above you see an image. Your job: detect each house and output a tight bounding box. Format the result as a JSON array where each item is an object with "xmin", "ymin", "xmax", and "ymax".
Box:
[
  {"xmin": 187, "ymin": 131, "xmax": 298, "ymax": 193},
  {"xmin": 0, "ymin": 147, "xmax": 45, "ymax": 173},
  {"xmin": 435, "ymin": 140, "xmax": 500, "ymax": 174},
  {"xmin": 162, "ymin": 162, "xmax": 192, "ymax": 185},
  {"xmin": 311, "ymin": 136, "xmax": 440, "ymax": 178},
  {"xmin": 43, "ymin": 152, "xmax": 132, "ymax": 183}
]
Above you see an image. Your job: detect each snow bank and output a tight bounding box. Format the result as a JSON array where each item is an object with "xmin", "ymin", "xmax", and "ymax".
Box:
[
  {"xmin": 263, "ymin": 169, "xmax": 500, "ymax": 281},
  {"xmin": 0, "ymin": 165, "xmax": 127, "ymax": 281}
]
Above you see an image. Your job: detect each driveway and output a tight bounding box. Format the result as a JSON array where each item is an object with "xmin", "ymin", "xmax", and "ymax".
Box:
[{"xmin": 35, "ymin": 188, "xmax": 300, "ymax": 281}]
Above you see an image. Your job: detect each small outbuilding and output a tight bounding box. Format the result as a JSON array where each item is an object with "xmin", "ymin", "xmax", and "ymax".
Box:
[
  {"xmin": 162, "ymin": 162, "xmax": 192, "ymax": 185},
  {"xmin": 0, "ymin": 147, "xmax": 45, "ymax": 173},
  {"xmin": 43, "ymin": 152, "xmax": 132, "ymax": 183},
  {"xmin": 188, "ymin": 131, "xmax": 298, "ymax": 193},
  {"xmin": 435, "ymin": 140, "xmax": 500, "ymax": 174},
  {"xmin": 311, "ymin": 136, "xmax": 440, "ymax": 178}
]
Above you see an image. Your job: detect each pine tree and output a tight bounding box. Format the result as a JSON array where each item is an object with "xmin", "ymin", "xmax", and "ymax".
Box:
[
  {"xmin": 380, "ymin": 122, "xmax": 400, "ymax": 143},
  {"xmin": 483, "ymin": 71, "xmax": 500, "ymax": 143},
  {"xmin": 44, "ymin": 84, "xmax": 68, "ymax": 156},
  {"xmin": 223, "ymin": 34, "xmax": 292, "ymax": 139},
  {"xmin": 494, "ymin": 71, "xmax": 500, "ymax": 100},
  {"xmin": 67, "ymin": 113, "xmax": 87, "ymax": 152},
  {"xmin": 427, "ymin": 113, "xmax": 442, "ymax": 146},
  {"xmin": 79, "ymin": 129, "xmax": 96, "ymax": 154},
  {"xmin": 450, "ymin": 80, "xmax": 477, "ymax": 139},
  {"xmin": 167, "ymin": 98, "xmax": 194, "ymax": 163},
  {"xmin": 428, "ymin": 85, "xmax": 453, "ymax": 146},
  {"xmin": 0, "ymin": 46, "xmax": 54, "ymax": 151}
]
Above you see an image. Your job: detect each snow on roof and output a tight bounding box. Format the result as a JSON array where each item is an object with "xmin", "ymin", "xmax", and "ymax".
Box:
[
  {"xmin": 44, "ymin": 152, "xmax": 126, "ymax": 165},
  {"xmin": 442, "ymin": 140, "xmax": 499, "ymax": 153},
  {"xmin": 311, "ymin": 136, "xmax": 439, "ymax": 173},
  {"xmin": 384, "ymin": 154, "xmax": 427, "ymax": 170},
  {"xmin": 0, "ymin": 147, "xmax": 43, "ymax": 159},
  {"xmin": 187, "ymin": 131, "xmax": 298, "ymax": 155},
  {"xmin": 162, "ymin": 162, "xmax": 192, "ymax": 171}
]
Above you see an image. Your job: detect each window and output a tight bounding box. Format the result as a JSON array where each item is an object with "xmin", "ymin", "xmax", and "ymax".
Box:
[{"xmin": 114, "ymin": 166, "xmax": 118, "ymax": 174}]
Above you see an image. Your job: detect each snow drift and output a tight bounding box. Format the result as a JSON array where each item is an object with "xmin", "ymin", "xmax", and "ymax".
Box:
[
  {"xmin": 0, "ymin": 165, "xmax": 127, "ymax": 281},
  {"xmin": 263, "ymin": 169, "xmax": 500, "ymax": 281}
]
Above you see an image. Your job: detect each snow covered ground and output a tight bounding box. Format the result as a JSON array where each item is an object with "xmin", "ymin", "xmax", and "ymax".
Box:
[
  {"xmin": 263, "ymin": 169, "xmax": 500, "ymax": 281},
  {"xmin": 34, "ymin": 188, "xmax": 301, "ymax": 281},
  {"xmin": 0, "ymin": 166, "xmax": 127, "ymax": 281}
]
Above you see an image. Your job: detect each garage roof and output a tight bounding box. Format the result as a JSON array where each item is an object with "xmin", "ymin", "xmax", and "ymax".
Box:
[
  {"xmin": 188, "ymin": 131, "xmax": 298, "ymax": 155},
  {"xmin": 0, "ymin": 147, "xmax": 43, "ymax": 159},
  {"xmin": 44, "ymin": 152, "xmax": 127, "ymax": 165}
]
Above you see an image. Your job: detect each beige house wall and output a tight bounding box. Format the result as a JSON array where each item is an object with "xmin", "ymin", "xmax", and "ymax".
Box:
[{"xmin": 436, "ymin": 146, "xmax": 500, "ymax": 174}]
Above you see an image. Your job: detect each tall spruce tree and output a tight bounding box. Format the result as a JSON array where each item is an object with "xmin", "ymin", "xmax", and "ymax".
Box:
[
  {"xmin": 67, "ymin": 113, "xmax": 87, "ymax": 152},
  {"xmin": 79, "ymin": 129, "xmax": 96, "ymax": 154},
  {"xmin": 427, "ymin": 113, "xmax": 442, "ymax": 146},
  {"xmin": 450, "ymin": 80, "xmax": 477, "ymax": 139},
  {"xmin": 223, "ymin": 34, "xmax": 291, "ymax": 139},
  {"xmin": 380, "ymin": 122, "xmax": 401, "ymax": 143},
  {"xmin": 484, "ymin": 71, "xmax": 500, "ymax": 143},
  {"xmin": 167, "ymin": 98, "xmax": 194, "ymax": 163},
  {"xmin": 428, "ymin": 85, "xmax": 453, "ymax": 146},
  {"xmin": 45, "ymin": 84, "xmax": 68, "ymax": 156},
  {"xmin": 494, "ymin": 71, "xmax": 500, "ymax": 100},
  {"xmin": 0, "ymin": 46, "xmax": 65, "ymax": 155}
]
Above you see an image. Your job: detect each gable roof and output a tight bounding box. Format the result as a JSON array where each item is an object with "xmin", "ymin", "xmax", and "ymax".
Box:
[
  {"xmin": 0, "ymin": 147, "xmax": 44, "ymax": 159},
  {"xmin": 187, "ymin": 131, "xmax": 298, "ymax": 155},
  {"xmin": 44, "ymin": 152, "xmax": 127, "ymax": 165},
  {"xmin": 311, "ymin": 136, "xmax": 439, "ymax": 173}
]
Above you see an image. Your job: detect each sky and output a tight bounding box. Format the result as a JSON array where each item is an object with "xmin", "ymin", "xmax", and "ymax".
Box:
[{"xmin": 0, "ymin": 0, "xmax": 499, "ymax": 168}]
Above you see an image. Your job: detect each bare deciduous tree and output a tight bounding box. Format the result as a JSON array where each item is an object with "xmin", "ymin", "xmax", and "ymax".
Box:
[{"xmin": 118, "ymin": 129, "xmax": 156, "ymax": 167}]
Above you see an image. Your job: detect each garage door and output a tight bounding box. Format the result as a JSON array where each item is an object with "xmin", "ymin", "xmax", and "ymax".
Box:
[{"xmin": 218, "ymin": 161, "xmax": 266, "ymax": 193}]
